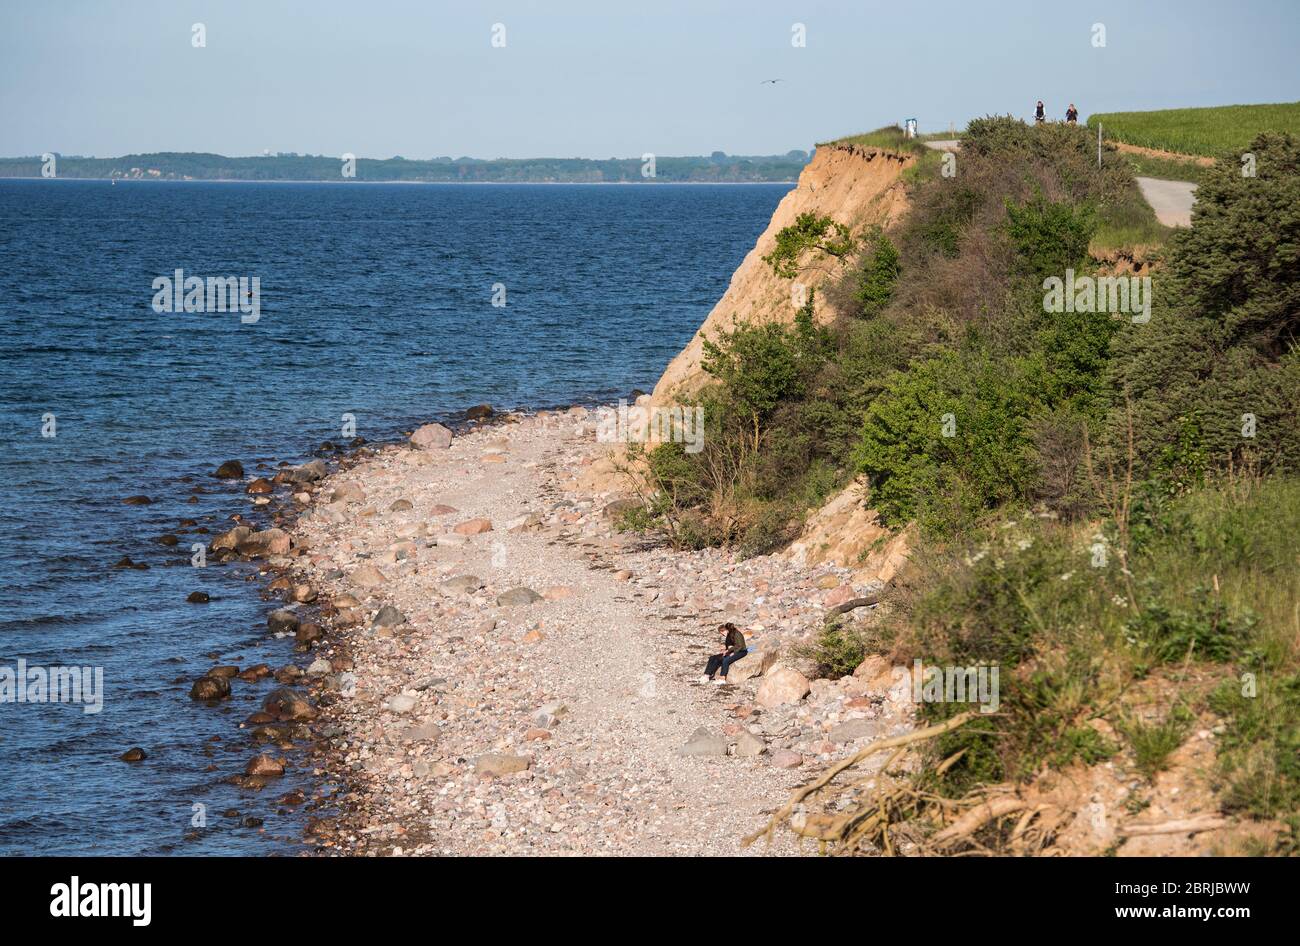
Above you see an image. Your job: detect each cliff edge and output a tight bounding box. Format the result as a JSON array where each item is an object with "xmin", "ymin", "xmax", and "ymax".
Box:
[{"xmin": 652, "ymin": 142, "xmax": 914, "ymax": 404}]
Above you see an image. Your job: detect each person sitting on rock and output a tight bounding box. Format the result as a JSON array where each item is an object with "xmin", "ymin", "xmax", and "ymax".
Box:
[
  {"xmin": 1066, "ymin": 103, "xmax": 1078, "ymax": 124},
  {"xmin": 1035, "ymin": 100, "xmax": 1046, "ymax": 123},
  {"xmin": 700, "ymin": 623, "xmax": 748, "ymax": 685}
]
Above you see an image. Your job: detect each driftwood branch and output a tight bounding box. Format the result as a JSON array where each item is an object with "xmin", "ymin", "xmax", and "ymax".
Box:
[
  {"xmin": 744, "ymin": 711, "xmax": 975, "ymax": 848},
  {"xmin": 931, "ymin": 796, "xmax": 1028, "ymax": 847},
  {"xmin": 1119, "ymin": 816, "xmax": 1229, "ymax": 838},
  {"xmin": 823, "ymin": 596, "xmax": 880, "ymax": 624}
]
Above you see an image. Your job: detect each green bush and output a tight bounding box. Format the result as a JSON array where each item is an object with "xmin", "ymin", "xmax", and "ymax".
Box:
[
  {"xmin": 854, "ymin": 351, "xmax": 1038, "ymax": 535},
  {"xmin": 798, "ymin": 623, "xmax": 873, "ymax": 679},
  {"xmin": 853, "ymin": 230, "xmax": 901, "ymax": 317},
  {"xmin": 1005, "ymin": 193, "xmax": 1096, "ymax": 276}
]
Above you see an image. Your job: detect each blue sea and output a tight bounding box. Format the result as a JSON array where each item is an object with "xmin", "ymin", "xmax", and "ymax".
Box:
[{"xmin": 0, "ymin": 179, "xmax": 791, "ymax": 856}]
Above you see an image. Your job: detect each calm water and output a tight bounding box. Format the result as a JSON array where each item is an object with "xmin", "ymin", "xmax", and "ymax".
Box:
[{"xmin": 0, "ymin": 179, "xmax": 791, "ymax": 855}]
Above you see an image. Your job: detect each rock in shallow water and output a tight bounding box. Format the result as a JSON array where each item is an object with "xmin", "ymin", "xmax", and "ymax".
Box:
[
  {"xmin": 262, "ymin": 687, "xmax": 316, "ymax": 721},
  {"xmin": 267, "ymin": 609, "xmax": 299, "ymax": 635},
  {"xmin": 189, "ymin": 676, "xmax": 231, "ymax": 701},
  {"xmin": 280, "ymin": 459, "xmax": 326, "ymax": 483},
  {"xmin": 245, "ymin": 753, "xmax": 284, "ymax": 777},
  {"xmin": 238, "ymin": 527, "xmax": 291, "ymax": 557},
  {"xmin": 214, "ymin": 460, "xmax": 244, "ymax": 479}
]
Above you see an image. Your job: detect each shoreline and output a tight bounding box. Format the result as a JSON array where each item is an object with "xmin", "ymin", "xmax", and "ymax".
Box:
[
  {"xmin": 156, "ymin": 406, "xmax": 525, "ymax": 853},
  {"xmin": 273, "ymin": 402, "xmax": 908, "ymax": 855},
  {"xmin": 0, "ymin": 176, "xmax": 799, "ymax": 186}
]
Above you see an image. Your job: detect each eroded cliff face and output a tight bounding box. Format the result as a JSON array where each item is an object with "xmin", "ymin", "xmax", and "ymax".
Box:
[
  {"xmin": 645, "ymin": 142, "xmax": 916, "ymax": 582},
  {"xmin": 780, "ymin": 476, "xmax": 911, "ymax": 586},
  {"xmin": 652, "ymin": 143, "xmax": 914, "ymax": 404}
]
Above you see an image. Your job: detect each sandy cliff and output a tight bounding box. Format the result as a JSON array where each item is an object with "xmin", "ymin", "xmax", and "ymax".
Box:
[
  {"xmin": 648, "ymin": 141, "xmax": 916, "ymax": 581},
  {"xmin": 652, "ymin": 142, "xmax": 913, "ymax": 404}
]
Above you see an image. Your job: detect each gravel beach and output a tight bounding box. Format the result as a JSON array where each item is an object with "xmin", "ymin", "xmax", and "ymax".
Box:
[{"xmin": 278, "ymin": 405, "xmax": 913, "ymax": 856}]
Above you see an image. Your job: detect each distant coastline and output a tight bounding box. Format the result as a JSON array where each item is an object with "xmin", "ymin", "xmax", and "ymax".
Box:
[
  {"xmin": 0, "ymin": 149, "xmax": 811, "ymax": 184},
  {"xmin": 0, "ymin": 176, "xmax": 798, "ymax": 186}
]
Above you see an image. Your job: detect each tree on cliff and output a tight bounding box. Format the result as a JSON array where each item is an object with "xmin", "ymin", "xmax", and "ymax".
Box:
[{"xmin": 763, "ymin": 212, "xmax": 858, "ymax": 278}]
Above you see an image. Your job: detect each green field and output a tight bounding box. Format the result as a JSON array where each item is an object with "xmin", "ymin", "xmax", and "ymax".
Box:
[{"xmin": 1088, "ymin": 102, "xmax": 1300, "ymax": 157}]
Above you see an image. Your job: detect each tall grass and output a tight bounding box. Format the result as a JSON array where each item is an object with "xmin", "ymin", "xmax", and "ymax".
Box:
[
  {"xmin": 1088, "ymin": 102, "xmax": 1300, "ymax": 157},
  {"xmin": 883, "ymin": 475, "xmax": 1300, "ymax": 818}
]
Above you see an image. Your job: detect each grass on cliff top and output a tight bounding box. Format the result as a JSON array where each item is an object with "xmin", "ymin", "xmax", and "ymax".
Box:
[
  {"xmin": 819, "ymin": 124, "xmax": 932, "ymax": 156},
  {"xmin": 1087, "ymin": 102, "xmax": 1300, "ymax": 157},
  {"xmin": 1090, "ymin": 180, "xmax": 1173, "ymax": 253}
]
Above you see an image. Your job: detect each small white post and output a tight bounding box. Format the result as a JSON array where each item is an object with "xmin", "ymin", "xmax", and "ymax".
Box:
[{"xmin": 1098, "ymin": 123, "xmax": 1102, "ymax": 168}]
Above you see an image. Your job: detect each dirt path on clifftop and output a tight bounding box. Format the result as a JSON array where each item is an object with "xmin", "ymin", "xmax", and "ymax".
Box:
[{"xmin": 293, "ymin": 412, "xmax": 837, "ymax": 856}]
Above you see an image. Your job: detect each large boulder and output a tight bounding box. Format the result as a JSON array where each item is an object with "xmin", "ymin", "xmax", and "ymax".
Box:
[
  {"xmin": 410, "ymin": 423, "xmax": 453, "ymax": 450},
  {"xmin": 330, "ymin": 481, "xmax": 366, "ymax": 504},
  {"xmin": 496, "ymin": 587, "xmax": 542, "ymax": 607},
  {"xmin": 678, "ymin": 727, "xmax": 728, "ymax": 757},
  {"xmin": 237, "ymin": 528, "xmax": 291, "ymax": 557},
  {"xmin": 755, "ymin": 665, "xmax": 811, "ymax": 708},
  {"xmin": 214, "ymin": 460, "xmax": 244, "ymax": 479},
  {"xmin": 724, "ymin": 647, "xmax": 778, "ymax": 684}
]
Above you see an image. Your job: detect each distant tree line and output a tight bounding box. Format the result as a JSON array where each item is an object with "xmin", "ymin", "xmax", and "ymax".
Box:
[{"xmin": 0, "ymin": 150, "xmax": 811, "ymax": 183}]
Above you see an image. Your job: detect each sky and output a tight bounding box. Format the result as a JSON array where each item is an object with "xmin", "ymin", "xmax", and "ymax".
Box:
[{"xmin": 1, "ymin": 0, "xmax": 1297, "ymax": 159}]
